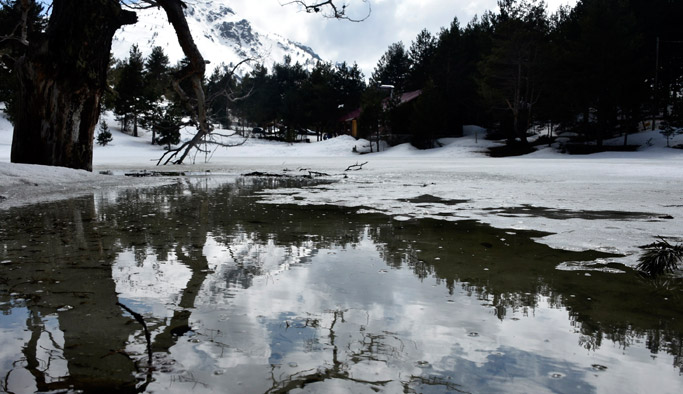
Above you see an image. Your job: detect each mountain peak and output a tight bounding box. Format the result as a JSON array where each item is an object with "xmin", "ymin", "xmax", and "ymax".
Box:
[{"xmin": 113, "ymin": 2, "xmax": 321, "ymax": 74}]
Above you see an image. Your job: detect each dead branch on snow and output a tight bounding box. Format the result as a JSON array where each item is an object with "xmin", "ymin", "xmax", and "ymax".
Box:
[{"xmin": 345, "ymin": 161, "xmax": 368, "ymax": 171}]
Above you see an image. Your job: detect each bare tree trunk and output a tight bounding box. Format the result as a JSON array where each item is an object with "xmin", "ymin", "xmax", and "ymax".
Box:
[
  {"xmin": 133, "ymin": 110, "xmax": 139, "ymax": 137},
  {"xmin": 156, "ymin": 0, "xmax": 210, "ymax": 165},
  {"xmin": 156, "ymin": 0, "xmax": 351, "ymax": 165},
  {"xmin": 11, "ymin": 0, "xmax": 136, "ymax": 171}
]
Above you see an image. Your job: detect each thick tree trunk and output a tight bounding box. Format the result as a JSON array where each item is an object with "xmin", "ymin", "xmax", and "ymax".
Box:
[{"xmin": 11, "ymin": 0, "xmax": 136, "ymax": 171}]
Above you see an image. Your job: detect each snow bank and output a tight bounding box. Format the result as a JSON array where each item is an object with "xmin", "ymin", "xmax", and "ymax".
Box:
[{"xmin": 0, "ymin": 161, "xmax": 171, "ymax": 209}]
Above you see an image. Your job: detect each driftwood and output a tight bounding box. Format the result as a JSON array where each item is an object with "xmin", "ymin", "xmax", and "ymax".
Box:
[
  {"xmin": 345, "ymin": 161, "xmax": 368, "ymax": 171},
  {"xmin": 244, "ymin": 162, "xmax": 368, "ymax": 179},
  {"xmin": 243, "ymin": 171, "xmax": 290, "ymax": 178},
  {"xmin": 124, "ymin": 170, "xmax": 186, "ymax": 177},
  {"xmin": 242, "ymin": 171, "xmax": 331, "ymax": 179}
]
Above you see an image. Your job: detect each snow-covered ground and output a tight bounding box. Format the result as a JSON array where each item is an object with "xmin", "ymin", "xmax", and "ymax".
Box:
[{"xmin": 1, "ymin": 111, "xmax": 683, "ymax": 269}]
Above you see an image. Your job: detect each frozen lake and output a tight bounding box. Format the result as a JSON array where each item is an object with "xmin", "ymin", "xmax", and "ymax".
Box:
[{"xmin": 1, "ymin": 176, "xmax": 681, "ymax": 393}]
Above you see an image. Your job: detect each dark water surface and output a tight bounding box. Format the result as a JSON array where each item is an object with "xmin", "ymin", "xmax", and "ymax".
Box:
[{"xmin": 0, "ymin": 177, "xmax": 681, "ymax": 393}]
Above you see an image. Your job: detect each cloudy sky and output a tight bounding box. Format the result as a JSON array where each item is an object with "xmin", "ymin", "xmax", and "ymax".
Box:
[
  {"xmin": 227, "ymin": 0, "xmax": 578, "ymax": 77},
  {"xmin": 38, "ymin": 0, "xmax": 577, "ymax": 77}
]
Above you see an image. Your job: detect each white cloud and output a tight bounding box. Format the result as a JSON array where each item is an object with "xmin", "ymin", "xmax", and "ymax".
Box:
[
  {"xmin": 229, "ymin": 0, "xmax": 577, "ymax": 78},
  {"xmin": 48, "ymin": 0, "xmax": 579, "ymax": 77}
]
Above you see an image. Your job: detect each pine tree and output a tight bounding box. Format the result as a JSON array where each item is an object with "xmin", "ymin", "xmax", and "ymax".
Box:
[
  {"xmin": 273, "ymin": 57, "xmax": 309, "ymax": 141},
  {"xmin": 358, "ymin": 87, "xmax": 386, "ymax": 152},
  {"xmin": 145, "ymin": 46, "xmax": 170, "ymax": 100},
  {"xmin": 154, "ymin": 106, "xmax": 182, "ymax": 149},
  {"xmin": 114, "ymin": 45, "xmax": 147, "ymax": 137},
  {"xmin": 370, "ymin": 42, "xmax": 411, "ymax": 93},
  {"xmin": 478, "ymin": 0, "xmax": 550, "ymax": 145},
  {"xmin": 96, "ymin": 119, "xmax": 113, "ymax": 146},
  {"xmin": 558, "ymin": 0, "xmax": 646, "ymax": 146},
  {"xmin": 334, "ymin": 62, "xmax": 365, "ymax": 110},
  {"xmin": 302, "ymin": 62, "xmax": 336, "ymax": 137},
  {"xmin": 138, "ymin": 46, "xmax": 171, "ymax": 144},
  {"xmin": 205, "ymin": 64, "xmax": 237, "ymax": 129},
  {"xmin": 407, "ymin": 29, "xmax": 436, "ymax": 90},
  {"xmin": 235, "ymin": 64, "xmax": 278, "ymax": 128}
]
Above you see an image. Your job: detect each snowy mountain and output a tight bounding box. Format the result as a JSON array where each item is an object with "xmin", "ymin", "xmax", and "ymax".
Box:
[{"xmin": 112, "ymin": 1, "xmax": 322, "ymax": 73}]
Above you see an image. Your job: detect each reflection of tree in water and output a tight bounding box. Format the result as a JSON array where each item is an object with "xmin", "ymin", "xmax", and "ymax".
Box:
[
  {"xmin": 97, "ymin": 180, "xmax": 683, "ymax": 374},
  {"xmin": 267, "ymin": 310, "xmax": 386, "ymax": 393},
  {"xmin": 103, "ymin": 178, "xmax": 367, "ymax": 381},
  {"xmin": 0, "ymin": 179, "xmax": 277, "ymax": 391},
  {"xmin": 18, "ymin": 311, "xmax": 70, "ymax": 392},
  {"xmin": 366, "ymin": 216, "xmax": 683, "ymax": 372},
  {"xmin": 3, "ymin": 175, "xmax": 683, "ymax": 391},
  {"xmin": 0, "ymin": 198, "xmax": 141, "ymax": 392},
  {"xmin": 266, "ymin": 309, "xmax": 468, "ymax": 394},
  {"xmin": 1, "ymin": 177, "xmax": 346, "ymax": 391}
]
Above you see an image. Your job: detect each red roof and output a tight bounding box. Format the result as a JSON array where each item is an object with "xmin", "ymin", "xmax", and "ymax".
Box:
[
  {"xmin": 340, "ymin": 107, "xmax": 362, "ymax": 122},
  {"xmin": 339, "ymin": 89, "xmax": 423, "ymax": 122},
  {"xmin": 396, "ymin": 89, "xmax": 423, "ymax": 105}
]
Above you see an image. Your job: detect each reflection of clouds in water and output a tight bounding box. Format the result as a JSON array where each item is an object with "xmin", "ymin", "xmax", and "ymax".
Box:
[
  {"xmin": 112, "ymin": 247, "xmax": 192, "ymax": 318},
  {"xmin": 79, "ymin": 178, "xmax": 683, "ymax": 392},
  {"xmin": 493, "ymin": 298, "xmax": 681, "ymax": 394},
  {"xmin": 4, "ymin": 176, "xmax": 682, "ymax": 393},
  {"xmin": 0, "ymin": 308, "xmax": 35, "ymax": 393},
  {"xmin": 198, "ymin": 233, "xmax": 316, "ymax": 306},
  {"xmin": 150, "ymin": 228, "xmax": 683, "ymax": 393},
  {"xmin": 153, "ymin": 234, "xmax": 501, "ymax": 390},
  {"xmin": 434, "ymin": 345, "xmax": 595, "ymax": 394},
  {"xmin": 0, "ymin": 312, "xmax": 68, "ymax": 393},
  {"xmin": 35, "ymin": 314, "xmax": 69, "ymax": 384}
]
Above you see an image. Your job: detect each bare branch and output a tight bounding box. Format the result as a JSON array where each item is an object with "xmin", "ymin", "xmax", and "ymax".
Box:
[
  {"xmin": 281, "ymin": 0, "xmax": 371, "ymax": 22},
  {"xmin": 345, "ymin": 161, "xmax": 368, "ymax": 171},
  {"xmin": 228, "ymin": 57, "xmax": 256, "ymax": 77},
  {"xmin": 206, "ymin": 57, "xmax": 258, "ymax": 104},
  {"xmin": 144, "ymin": 0, "xmax": 258, "ymax": 165},
  {"xmin": 0, "ymin": 0, "xmax": 32, "ymax": 47},
  {"xmin": 157, "ymin": 139, "xmax": 192, "ymax": 165},
  {"xmin": 202, "ymin": 132, "xmax": 250, "ymax": 148},
  {"xmin": 143, "ymin": 0, "xmax": 367, "ymax": 166},
  {"xmin": 121, "ymin": 0, "xmax": 162, "ymax": 10},
  {"xmin": 152, "ymin": 0, "xmax": 210, "ymax": 165},
  {"xmin": 0, "ymin": 34, "xmax": 27, "ymax": 47},
  {"xmin": 226, "ymin": 85, "xmax": 254, "ymax": 103}
]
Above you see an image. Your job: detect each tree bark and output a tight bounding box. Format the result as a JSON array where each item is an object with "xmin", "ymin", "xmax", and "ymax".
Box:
[
  {"xmin": 156, "ymin": 0, "xmax": 211, "ymax": 165},
  {"xmin": 11, "ymin": 0, "xmax": 136, "ymax": 171}
]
